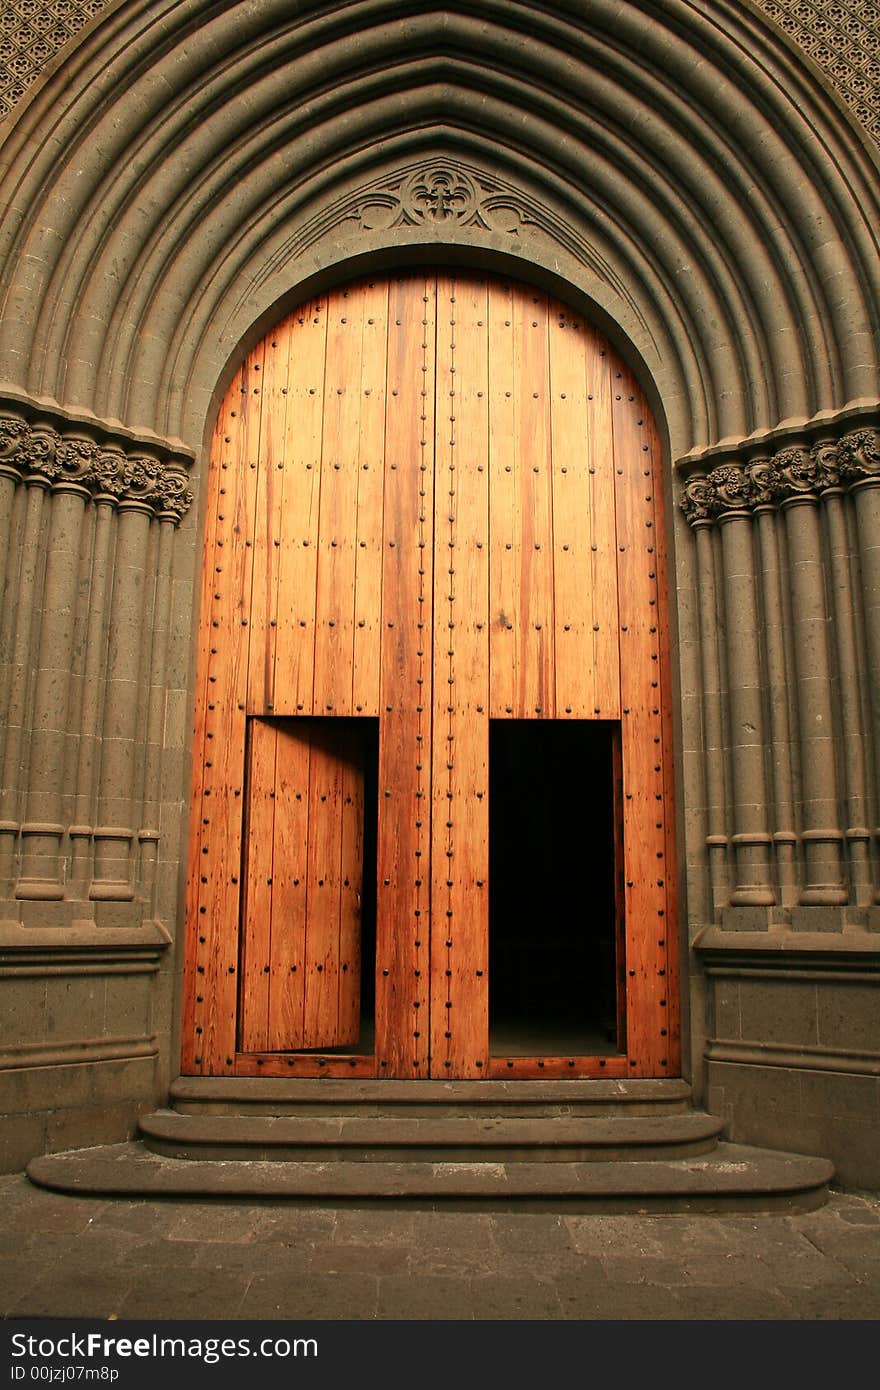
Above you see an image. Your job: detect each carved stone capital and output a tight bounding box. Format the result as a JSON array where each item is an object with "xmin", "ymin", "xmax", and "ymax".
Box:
[
  {"xmin": 837, "ymin": 427, "xmax": 880, "ymax": 485},
  {"xmin": 681, "ymin": 423, "xmax": 880, "ymax": 526},
  {"xmin": 0, "ymin": 413, "xmax": 193, "ymax": 520}
]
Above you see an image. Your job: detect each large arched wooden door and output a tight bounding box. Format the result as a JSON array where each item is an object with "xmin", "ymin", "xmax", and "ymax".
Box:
[{"xmin": 182, "ymin": 271, "xmax": 679, "ymax": 1080}]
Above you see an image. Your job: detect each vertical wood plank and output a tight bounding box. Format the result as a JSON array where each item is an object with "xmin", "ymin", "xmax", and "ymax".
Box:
[
  {"xmin": 585, "ymin": 327, "xmax": 621, "ymax": 717},
  {"xmin": 338, "ymin": 726, "xmax": 365, "ymax": 1045},
  {"xmin": 267, "ymin": 720, "xmax": 311, "ymax": 1050},
  {"xmin": 514, "ymin": 284, "xmax": 555, "ymax": 718},
  {"xmin": 613, "ymin": 364, "xmax": 669, "ymax": 1076},
  {"xmin": 648, "ymin": 409, "xmax": 681, "ymax": 1075},
  {"xmin": 238, "ymin": 718, "xmax": 277, "ymax": 1050},
  {"xmin": 312, "ymin": 285, "xmax": 366, "ymax": 718},
  {"xmin": 181, "ymin": 378, "xmax": 235, "ymax": 1072},
  {"xmin": 352, "ymin": 279, "xmax": 389, "ymax": 719},
  {"xmin": 302, "ymin": 725, "xmax": 343, "ymax": 1046},
  {"xmin": 488, "ymin": 280, "xmax": 517, "ymax": 718},
  {"xmin": 375, "ymin": 273, "xmax": 435, "ymax": 1078},
  {"xmin": 187, "ymin": 341, "xmax": 264, "ymax": 1072},
  {"xmin": 248, "ymin": 326, "xmax": 290, "ymax": 713},
  {"xmin": 272, "ymin": 299, "xmax": 327, "ymax": 715},
  {"xmin": 548, "ymin": 301, "xmax": 594, "ymax": 718},
  {"xmin": 430, "ymin": 273, "xmax": 490, "ymax": 1077}
]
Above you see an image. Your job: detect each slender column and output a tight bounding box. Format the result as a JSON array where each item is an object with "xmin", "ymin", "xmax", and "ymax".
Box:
[
  {"xmin": 137, "ymin": 512, "xmax": 175, "ymax": 914},
  {"xmin": 754, "ymin": 503, "xmax": 798, "ymax": 904},
  {"xmin": 0, "ymin": 470, "xmax": 18, "ymax": 628},
  {"xmin": 782, "ymin": 492, "xmax": 847, "ymax": 903},
  {"xmin": 849, "ymin": 477, "xmax": 880, "ymax": 903},
  {"xmin": 16, "ymin": 480, "xmax": 90, "ymax": 897},
  {"xmin": 90, "ymin": 499, "xmax": 152, "ymax": 899},
  {"xmin": 0, "ymin": 474, "xmax": 50, "ymax": 890},
  {"xmin": 823, "ymin": 485, "xmax": 873, "ymax": 905},
  {"xmin": 717, "ymin": 507, "xmax": 775, "ymax": 903},
  {"xmin": 693, "ymin": 519, "xmax": 731, "ymax": 911},
  {"xmin": 68, "ymin": 493, "xmax": 116, "ymax": 895}
]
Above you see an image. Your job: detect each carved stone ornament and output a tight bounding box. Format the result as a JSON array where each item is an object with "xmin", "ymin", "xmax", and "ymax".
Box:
[
  {"xmin": 0, "ymin": 414, "xmax": 193, "ymax": 519},
  {"xmin": 256, "ymin": 156, "xmax": 650, "ymax": 337},
  {"xmin": 680, "ymin": 426, "xmax": 880, "ymax": 524},
  {"xmin": 344, "ymin": 161, "xmax": 536, "ymax": 234}
]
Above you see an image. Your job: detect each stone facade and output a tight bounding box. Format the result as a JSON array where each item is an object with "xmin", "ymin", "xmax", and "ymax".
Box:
[{"xmin": 0, "ymin": 1, "xmax": 878, "ymax": 1185}]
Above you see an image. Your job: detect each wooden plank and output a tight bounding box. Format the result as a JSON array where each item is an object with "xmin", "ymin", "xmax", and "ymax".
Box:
[
  {"xmin": 352, "ymin": 279, "xmax": 389, "ymax": 719},
  {"xmin": 612, "ymin": 362, "xmax": 669, "ymax": 1076},
  {"xmin": 548, "ymin": 300, "xmax": 595, "ymax": 718},
  {"xmin": 247, "ymin": 325, "xmax": 290, "ymax": 712},
  {"xmin": 612, "ymin": 723, "xmax": 628, "ymax": 1052},
  {"xmin": 430, "ymin": 273, "xmax": 490, "ymax": 1077},
  {"xmin": 338, "ymin": 724, "xmax": 365, "ymax": 1045},
  {"xmin": 191, "ymin": 341, "xmax": 265, "ymax": 1072},
  {"xmin": 238, "ymin": 718, "xmax": 277, "ymax": 1051},
  {"xmin": 487, "ymin": 280, "xmax": 518, "ymax": 718},
  {"xmin": 312, "ymin": 285, "xmax": 365, "ymax": 717},
  {"xmin": 513, "ymin": 283, "xmax": 555, "ymax": 718},
  {"xmin": 487, "ymin": 1056, "xmax": 629, "ymax": 1079},
  {"xmin": 233, "ymin": 1053, "xmax": 375, "ymax": 1078},
  {"xmin": 267, "ymin": 719, "xmax": 311, "ymax": 1050},
  {"xmin": 181, "ymin": 373, "xmax": 238, "ymax": 1073},
  {"xmin": 584, "ymin": 326, "xmax": 621, "ymax": 717},
  {"xmin": 302, "ymin": 725, "xmax": 344, "ymax": 1047},
  {"xmin": 272, "ymin": 299, "xmax": 327, "ymax": 715},
  {"xmin": 374, "ymin": 273, "xmax": 435, "ymax": 1078},
  {"xmin": 648, "ymin": 407, "xmax": 680, "ymax": 1076}
]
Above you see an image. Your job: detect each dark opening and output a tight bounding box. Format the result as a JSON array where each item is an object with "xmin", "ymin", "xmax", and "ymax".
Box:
[{"xmin": 489, "ymin": 720, "xmax": 622, "ymax": 1057}]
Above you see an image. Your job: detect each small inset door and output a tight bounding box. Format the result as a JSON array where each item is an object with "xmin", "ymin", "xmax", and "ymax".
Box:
[{"xmin": 182, "ymin": 271, "xmax": 678, "ymax": 1080}]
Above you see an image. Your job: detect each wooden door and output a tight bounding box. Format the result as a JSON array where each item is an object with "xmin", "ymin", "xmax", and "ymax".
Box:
[{"xmin": 182, "ymin": 271, "xmax": 679, "ymax": 1080}]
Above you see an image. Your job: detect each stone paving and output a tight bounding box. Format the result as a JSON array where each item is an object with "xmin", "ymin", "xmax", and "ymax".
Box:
[{"xmin": 1, "ymin": 1174, "xmax": 878, "ymax": 1321}]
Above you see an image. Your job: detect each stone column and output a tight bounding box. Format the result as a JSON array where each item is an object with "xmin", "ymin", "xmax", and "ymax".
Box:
[
  {"xmin": 0, "ymin": 470, "xmax": 50, "ymax": 891},
  {"xmin": 90, "ymin": 497, "xmax": 153, "ymax": 901},
  {"xmin": 16, "ymin": 464, "xmax": 92, "ymax": 898},
  {"xmin": 717, "ymin": 505, "xmax": 775, "ymax": 905},
  {"xmin": 692, "ymin": 518, "xmax": 731, "ymax": 912},
  {"xmin": 820, "ymin": 469, "xmax": 873, "ymax": 906},
  {"xmin": 752, "ymin": 494, "xmax": 798, "ymax": 905},
  {"xmin": 779, "ymin": 453, "xmax": 847, "ymax": 906},
  {"xmin": 137, "ymin": 509, "xmax": 176, "ymax": 916},
  {"xmin": 68, "ymin": 490, "xmax": 117, "ymax": 896},
  {"xmin": 840, "ymin": 430, "xmax": 880, "ymax": 904}
]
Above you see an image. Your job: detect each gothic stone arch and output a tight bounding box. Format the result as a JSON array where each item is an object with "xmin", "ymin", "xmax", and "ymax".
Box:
[{"xmin": 0, "ymin": 0, "xmax": 878, "ymax": 1186}]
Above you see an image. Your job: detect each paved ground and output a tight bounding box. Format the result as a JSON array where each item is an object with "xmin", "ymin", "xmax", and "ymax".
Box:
[{"xmin": 1, "ymin": 1174, "xmax": 878, "ymax": 1321}]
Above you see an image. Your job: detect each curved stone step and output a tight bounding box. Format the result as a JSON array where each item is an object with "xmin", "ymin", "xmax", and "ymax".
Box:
[
  {"xmin": 139, "ymin": 1108, "xmax": 723, "ymax": 1163},
  {"xmin": 168, "ymin": 1076, "xmax": 695, "ymax": 1118},
  {"xmin": 26, "ymin": 1141, "xmax": 834, "ymax": 1213}
]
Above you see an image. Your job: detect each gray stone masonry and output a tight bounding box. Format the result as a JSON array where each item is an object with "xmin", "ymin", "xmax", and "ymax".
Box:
[{"xmin": 0, "ymin": 1174, "xmax": 878, "ymax": 1319}]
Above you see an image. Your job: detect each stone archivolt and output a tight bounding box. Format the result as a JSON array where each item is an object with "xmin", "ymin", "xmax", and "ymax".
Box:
[
  {"xmin": 681, "ymin": 425, "xmax": 880, "ymax": 522},
  {"xmin": 0, "ymin": 414, "xmax": 192, "ymax": 518}
]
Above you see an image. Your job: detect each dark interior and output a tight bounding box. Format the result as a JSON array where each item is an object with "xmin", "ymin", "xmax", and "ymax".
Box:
[{"xmin": 488, "ymin": 719, "xmax": 622, "ymax": 1057}]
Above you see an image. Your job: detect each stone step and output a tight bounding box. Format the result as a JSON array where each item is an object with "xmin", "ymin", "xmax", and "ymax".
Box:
[
  {"xmin": 139, "ymin": 1108, "xmax": 723, "ymax": 1163},
  {"xmin": 26, "ymin": 1141, "xmax": 835, "ymax": 1213},
  {"xmin": 168, "ymin": 1076, "xmax": 695, "ymax": 1118}
]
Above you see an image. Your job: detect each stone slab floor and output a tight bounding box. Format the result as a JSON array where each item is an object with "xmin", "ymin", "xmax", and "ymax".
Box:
[{"xmin": 1, "ymin": 1175, "xmax": 878, "ymax": 1321}]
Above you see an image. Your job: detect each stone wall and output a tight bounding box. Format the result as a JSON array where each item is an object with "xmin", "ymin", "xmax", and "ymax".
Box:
[
  {"xmin": 679, "ymin": 421, "xmax": 880, "ymax": 1188},
  {"xmin": 0, "ymin": 402, "xmax": 193, "ymax": 1168}
]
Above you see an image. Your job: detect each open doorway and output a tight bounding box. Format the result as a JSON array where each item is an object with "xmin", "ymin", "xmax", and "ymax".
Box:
[{"xmin": 489, "ymin": 720, "xmax": 624, "ymax": 1058}]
